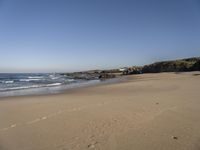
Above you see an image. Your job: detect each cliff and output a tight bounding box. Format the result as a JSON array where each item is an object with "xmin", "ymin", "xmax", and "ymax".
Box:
[{"xmin": 142, "ymin": 57, "xmax": 200, "ymax": 73}]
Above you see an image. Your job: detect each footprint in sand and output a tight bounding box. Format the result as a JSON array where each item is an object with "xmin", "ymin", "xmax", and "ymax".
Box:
[
  {"xmin": 87, "ymin": 141, "xmax": 98, "ymax": 149},
  {"xmin": 27, "ymin": 116, "xmax": 47, "ymax": 125},
  {"xmin": 27, "ymin": 118, "xmax": 41, "ymax": 124},
  {"xmin": 10, "ymin": 124, "xmax": 16, "ymax": 128},
  {"xmin": 0, "ymin": 123, "xmax": 19, "ymax": 132},
  {"xmin": 41, "ymin": 116, "xmax": 47, "ymax": 120},
  {"xmin": 0, "ymin": 128, "xmax": 9, "ymax": 131}
]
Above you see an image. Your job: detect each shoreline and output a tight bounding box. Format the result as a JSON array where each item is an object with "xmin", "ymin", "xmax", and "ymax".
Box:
[
  {"xmin": 0, "ymin": 76, "xmax": 128, "ymax": 100},
  {"xmin": 0, "ymin": 71, "xmax": 196, "ymax": 101}
]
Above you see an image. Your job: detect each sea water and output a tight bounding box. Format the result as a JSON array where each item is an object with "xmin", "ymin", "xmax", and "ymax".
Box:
[{"xmin": 0, "ymin": 73, "xmax": 100, "ymax": 97}]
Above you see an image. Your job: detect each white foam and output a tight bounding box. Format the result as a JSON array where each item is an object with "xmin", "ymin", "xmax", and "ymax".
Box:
[
  {"xmin": 67, "ymin": 79, "xmax": 75, "ymax": 82},
  {"xmin": 3, "ymin": 85, "xmax": 43, "ymax": 91},
  {"xmin": 4, "ymin": 81, "xmax": 14, "ymax": 84},
  {"xmin": 28, "ymin": 76, "xmax": 43, "ymax": 79},
  {"xmin": 46, "ymin": 83, "xmax": 62, "ymax": 87},
  {"xmin": 51, "ymin": 77, "xmax": 60, "ymax": 80},
  {"xmin": 1, "ymin": 82, "xmax": 62, "ymax": 91},
  {"xmin": 20, "ymin": 79, "xmax": 41, "ymax": 82}
]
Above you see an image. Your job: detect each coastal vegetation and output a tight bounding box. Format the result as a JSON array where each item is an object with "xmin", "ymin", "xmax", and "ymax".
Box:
[{"xmin": 142, "ymin": 57, "xmax": 200, "ymax": 73}]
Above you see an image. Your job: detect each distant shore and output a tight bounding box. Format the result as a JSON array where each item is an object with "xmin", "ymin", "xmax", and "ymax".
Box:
[
  {"xmin": 64, "ymin": 56, "xmax": 200, "ymax": 76},
  {"xmin": 0, "ymin": 71, "xmax": 200, "ymax": 150}
]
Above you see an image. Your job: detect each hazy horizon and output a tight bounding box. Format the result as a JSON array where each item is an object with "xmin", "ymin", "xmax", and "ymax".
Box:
[{"xmin": 0, "ymin": 0, "xmax": 200, "ymax": 73}]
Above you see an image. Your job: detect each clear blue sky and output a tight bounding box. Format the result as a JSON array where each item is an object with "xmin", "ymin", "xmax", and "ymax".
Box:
[{"xmin": 0, "ymin": 0, "xmax": 200, "ymax": 73}]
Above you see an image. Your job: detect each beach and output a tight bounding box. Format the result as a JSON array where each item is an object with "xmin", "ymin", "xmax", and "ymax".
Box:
[{"xmin": 0, "ymin": 72, "xmax": 200, "ymax": 150}]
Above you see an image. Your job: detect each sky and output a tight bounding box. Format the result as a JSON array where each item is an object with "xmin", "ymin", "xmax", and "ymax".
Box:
[{"xmin": 0, "ymin": 0, "xmax": 200, "ymax": 73}]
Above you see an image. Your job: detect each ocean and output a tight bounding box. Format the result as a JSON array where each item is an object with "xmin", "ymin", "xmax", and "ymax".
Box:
[{"xmin": 0, "ymin": 73, "xmax": 100, "ymax": 97}]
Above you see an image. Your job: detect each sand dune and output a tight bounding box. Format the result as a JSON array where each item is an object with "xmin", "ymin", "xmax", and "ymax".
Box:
[{"xmin": 0, "ymin": 72, "xmax": 200, "ymax": 150}]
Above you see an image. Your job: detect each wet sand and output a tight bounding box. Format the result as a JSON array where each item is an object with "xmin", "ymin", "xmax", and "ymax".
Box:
[{"xmin": 0, "ymin": 72, "xmax": 200, "ymax": 150}]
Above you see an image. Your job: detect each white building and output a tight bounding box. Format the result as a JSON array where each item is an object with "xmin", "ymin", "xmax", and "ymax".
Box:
[{"xmin": 119, "ymin": 67, "xmax": 128, "ymax": 72}]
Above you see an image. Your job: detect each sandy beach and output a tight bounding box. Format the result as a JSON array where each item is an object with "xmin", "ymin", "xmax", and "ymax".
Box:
[{"xmin": 0, "ymin": 72, "xmax": 200, "ymax": 150}]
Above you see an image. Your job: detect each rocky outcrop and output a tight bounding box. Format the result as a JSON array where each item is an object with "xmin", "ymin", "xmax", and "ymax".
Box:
[
  {"xmin": 191, "ymin": 60, "xmax": 200, "ymax": 71},
  {"xmin": 60, "ymin": 71, "xmax": 116, "ymax": 80},
  {"xmin": 61, "ymin": 57, "xmax": 200, "ymax": 78},
  {"xmin": 60, "ymin": 72, "xmax": 99, "ymax": 80},
  {"xmin": 122, "ymin": 67, "xmax": 142, "ymax": 75},
  {"xmin": 142, "ymin": 57, "xmax": 200, "ymax": 73},
  {"xmin": 98, "ymin": 73, "xmax": 116, "ymax": 79}
]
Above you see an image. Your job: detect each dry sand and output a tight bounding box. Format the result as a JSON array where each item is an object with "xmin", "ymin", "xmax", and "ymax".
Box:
[{"xmin": 0, "ymin": 72, "xmax": 200, "ymax": 150}]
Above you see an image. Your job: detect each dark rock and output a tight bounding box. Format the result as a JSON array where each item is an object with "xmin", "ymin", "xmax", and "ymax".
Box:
[
  {"xmin": 122, "ymin": 67, "xmax": 142, "ymax": 75},
  {"xmin": 99, "ymin": 73, "xmax": 115, "ymax": 79},
  {"xmin": 191, "ymin": 60, "xmax": 200, "ymax": 71},
  {"xmin": 142, "ymin": 57, "xmax": 200, "ymax": 73},
  {"xmin": 172, "ymin": 136, "xmax": 178, "ymax": 140},
  {"xmin": 60, "ymin": 71, "xmax": 116, "ymax": 80}
]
